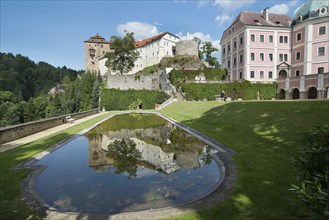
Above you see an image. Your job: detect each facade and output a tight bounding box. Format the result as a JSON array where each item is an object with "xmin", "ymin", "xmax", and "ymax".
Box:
[
  {"xmin": 98, "ymin": 32, "xmax": 180, "ymax": 75},
  {"xmin": 84, "ymin": 34, "xmax": 111, "ymax": 73},
  {"xmin": 278, "ymin": 0, "xmax": 329, "ymax": 99},
  {"xmin": 220, "ymin": 8, "xmax": 292, "ymax": 82},
  {"xmin": 221, "ymin": 0, "xmax": 329, "ymax": 99}
]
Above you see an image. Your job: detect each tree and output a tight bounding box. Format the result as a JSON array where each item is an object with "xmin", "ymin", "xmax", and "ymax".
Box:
[
  {"xmin": 105, "ymin": 32, "xmax": 140, "ymax": 75},
  {"xmin": 202, "ymin": 41, "xmax": 221, "ymax": 68}
]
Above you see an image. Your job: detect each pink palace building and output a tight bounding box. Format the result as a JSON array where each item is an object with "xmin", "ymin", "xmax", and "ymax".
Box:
[{"xmin": 220, "ymin": 0, "xmax": 329, "ymax": 99}]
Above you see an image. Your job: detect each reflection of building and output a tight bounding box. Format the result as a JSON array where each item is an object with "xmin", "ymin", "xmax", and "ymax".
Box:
[{"xmin": 87, "ymin": 124, "xmax": 208, "ymax": 174}]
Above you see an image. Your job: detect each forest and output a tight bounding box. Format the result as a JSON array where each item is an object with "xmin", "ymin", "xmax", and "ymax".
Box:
[{"xmin": 0, "ymin": 52, "xmax": 100, "ymax": 127}]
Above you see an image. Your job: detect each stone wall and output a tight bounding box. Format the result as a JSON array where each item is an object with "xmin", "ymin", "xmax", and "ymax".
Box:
[
  {"xmin": 107, "ymin": 74, "xmax": 160, "ymax": 90},
  {"xmin": 175, "ymin": 40, "xmax": 199, "ymax": 57},
  {"xmin": 0, "ymin": 109, "xmax": 99, "ymax": 145}
]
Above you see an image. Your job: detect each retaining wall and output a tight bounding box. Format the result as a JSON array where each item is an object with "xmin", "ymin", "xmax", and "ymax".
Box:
[{"xmin": 0, "ymin": 109, "xmax": 99, "ymax": 145}]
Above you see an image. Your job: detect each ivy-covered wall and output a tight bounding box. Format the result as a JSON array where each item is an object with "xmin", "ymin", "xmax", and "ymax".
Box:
[
  {"xmin": 100, "ymin": 89, "xmax": 169, "ymax": 110},
  {"xmin": 170, "ymin": 69, "xmax": 227, "ymax": 85},
  {"xmin": 180, "ymin": 81, "xmax": 277, "ymax": 101}
]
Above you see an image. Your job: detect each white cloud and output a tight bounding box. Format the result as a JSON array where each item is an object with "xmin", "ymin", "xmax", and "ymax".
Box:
[
  {"xmin": 116, "ymin": 22, "xmax": 159, "ymax": 40},
  {"xmin": 288, "ymin": 0, "xmax": 298, "ymax": 7},
  {"xmin": 197, "ymin": 0, "xmax": 209, "ymax": 8},
  {"xmin": 269, "ymin": 4, "xmax": 289, "ymax": 14},
  {"xmin": 214, "ymin": 0, "xmax": 256, "ymax": 9},
  {"xmin": 215, "ymin": 14, "xmax": 232, "ymax": 26}
]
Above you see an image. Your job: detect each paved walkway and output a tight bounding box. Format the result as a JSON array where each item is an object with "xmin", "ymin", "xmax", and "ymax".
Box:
[{"xmin": 0, "ymin": 112, "xmax": 108, "ymax": 153}]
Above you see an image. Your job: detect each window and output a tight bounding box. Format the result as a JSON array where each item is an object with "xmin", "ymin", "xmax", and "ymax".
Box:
[
  {"xmin": 234, "ymin": 41, "xmax": 237, "ymax": 48},
  {"xmin": 228, "ymin": 60, "xmax": 231, "ymax": 68},
  {"xmin": 260, "ymin": 71, "xmax": 264, "ymax": 79},
  {"xmin": 318, "ymin": 67, "xmax": 324, "ymax": 74},
  {"xmin": 239, "ymin": 72, "xmax": 243, "ymax": 79},
  {"xmin": 269, "ymin": 53, "xmax": 273, "ymax": 61},
  {"xmin": 233, "ymin": 58, "xmax": 236, "ymax": 66},
  {"xmin": 297, "ymin": 33, "xmax": 302, "ymax": 41},
  {"xmin": 296, "ymin": 70, "xmax": 300, "ymax": 76},
  {"xmin": 269, "ymin": 35, "xmax": 273, "ymax": 43},
  {"xmin": 296, "ymin": 51, "xmax": 301, "ymax": 60},
  {"xmin": 279, "ymin": 54, "xmax": 283, "ymax": 62},
  {"xmin": 284, "ymin": 36, "xmax": 288, "ymax": 43},
  {"xmin": 223, "ymin": 48, "xmax": 225, "ymax": 54},
  {"xmin": 318, "ymin": 47, "xmax": 325, "ymax": 56},
  {"xmin": 284, "ymin": 54, "xmax": 288, "ymax": 62},
  {"xmin": 260, "ymin": 53, "xmax": 264, "ymax": 61},
  {"xmin": 240, "ymin": 37, "xmax": 243, "ymax": 44},
  {"xmin": 251, "ymin": 53, "xmax": 255, "ymax": 61},
  {"xmin": 251, "ymin": 34, "xmax": 255, "ymax": 42},
  {"xmin": 240, "ymin": 54, "xmax": 243, "ymax": 63},
  {"xmin": 319, "ymin": 26, "xmax": 326, "ymax": 35},
  {"xmin": 250, "ymin": 71, "xmax": 255, "ymax": 78},
  {"xmin": 279, "ymin": 36, "xmax": 283, "ymax": 43},
  {"xmin": 269, "ymin": 71, "xmax": 273, "ymax": 78},
  {"xmin": 228, "ymin": 45, "xmax": 231, "ymax": 52},
  {"xmin": 260, "ymin": 35, "xmax": 264, "ymax": 42}
]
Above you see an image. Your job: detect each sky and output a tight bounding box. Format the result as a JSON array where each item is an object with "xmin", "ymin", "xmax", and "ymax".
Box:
[{"xmin": 0, "ymin": 0, "xmax": 307, "ymax": 71}]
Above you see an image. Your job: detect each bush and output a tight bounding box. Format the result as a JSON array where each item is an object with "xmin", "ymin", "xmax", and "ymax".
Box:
[
  {"xmin": 170, "ymin": 69, "xmax": 227, "ymax": 85},
  {"xmin": 290, "ymin": 124, "xmax": 329, "ymax": 219},
  {"xmin": 100, "ymin": 88, "xmax": 169, "ymax": 110},
  {"xmin": 180, "ymin": 81, "xmax": 277, "ymax": 100}
]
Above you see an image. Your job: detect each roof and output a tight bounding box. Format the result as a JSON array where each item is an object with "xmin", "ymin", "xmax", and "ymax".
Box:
[
  {"xmin": 134, "ymin": 32, "xmax": 179, "ymax": 48},
  {"xmin": 234, "ymin": 11, "xmax": 292, "ymax": 27},
  {"xmin": 291, "ymin": 0, "xmax": 329, "ymax": 26},
  {"xmin": 84, "ymin": 33, "xmax": 109, "ymax": 43}
]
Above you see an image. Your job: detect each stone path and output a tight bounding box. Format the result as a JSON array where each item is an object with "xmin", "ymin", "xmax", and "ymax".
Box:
[{"xmin": 0, "ymin": 111, "xmax": 108, "ymax": 153}]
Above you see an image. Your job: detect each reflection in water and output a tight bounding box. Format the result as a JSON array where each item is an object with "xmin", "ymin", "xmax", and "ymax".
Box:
[
  {"xmin": 107, "ymin": 138, "xmax": 142, "ymax": 178},
  {"xmin": 34, "ymin": 114, "xmax": 221, "ymax": 214}
]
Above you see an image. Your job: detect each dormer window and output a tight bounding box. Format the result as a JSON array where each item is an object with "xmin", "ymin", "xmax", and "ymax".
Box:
[
  {"xmin": 254, "ymin": 20, "xmax": 259, "ymax": 23},
  {"xmin": 297, "ymin": 16, "xmax": 303, "ymax": 23},
  {"xmin": 319, "ymin": 7, "xmax": 328, "ymax": 15}
]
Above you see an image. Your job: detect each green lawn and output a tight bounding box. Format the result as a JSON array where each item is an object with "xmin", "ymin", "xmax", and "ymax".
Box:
[
  {"xmin": 0, "ymin": 112, "xmax": 114, "ymax": 220},
  {"xmin": 0, "ymin": 101, "xmax": 328, "ymax": 220},
  {"xmin": 160, "ymin": 101, "xmax": 329, "ymax": 220}
]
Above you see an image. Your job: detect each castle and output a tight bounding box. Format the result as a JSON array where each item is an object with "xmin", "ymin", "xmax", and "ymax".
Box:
[
  {"xmin": 220, "ymin": 0, "xmax": 329, "ymax": 99},
  {"xmin": 84, "ymin": 32, "xmax": 199, "ymax": 76}
]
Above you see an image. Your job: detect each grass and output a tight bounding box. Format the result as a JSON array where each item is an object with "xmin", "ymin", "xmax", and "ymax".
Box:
[
  {"xmin": 0, "ymin": 112, "xmax": 113, "ymax": 220},
  {"xmin": 0, "ymin": 101, "xmax": 328, "ymax": 219},
  {"xmin": 160, "ymin": 101, "xmax": 329, "ymax": 220}
]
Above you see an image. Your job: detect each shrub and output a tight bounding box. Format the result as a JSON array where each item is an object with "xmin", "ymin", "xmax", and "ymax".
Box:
[
  {"xmin": 290, "ymin": 124, "xmax": 329, "ymax": 220},
  {"xmin": 180, "ymin": 81, "xmax": 277, "ymax": 100},
  {"xmin": 100, "ymin": 88, "xmax": 169, "ymax": 110},
  {"xmin": 169, "ymin": 69, "xmax": 227, "ymax": 85}
]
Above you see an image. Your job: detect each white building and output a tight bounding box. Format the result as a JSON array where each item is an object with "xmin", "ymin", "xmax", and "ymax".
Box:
[{"xmin": 99, "ymin": 32, "xmax": 180, "ymax": 76}]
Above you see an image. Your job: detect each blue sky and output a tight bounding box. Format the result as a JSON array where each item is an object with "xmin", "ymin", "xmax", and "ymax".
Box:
[{"xmin": 1, "ymin": 0, "xmax": 307, "ymax": 70}]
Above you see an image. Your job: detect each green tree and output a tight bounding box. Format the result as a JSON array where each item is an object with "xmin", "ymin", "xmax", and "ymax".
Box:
[
  {"xmin": 202, "ymin": 41, "xmax": 220, "ymax": 68},
  {"xmin": 105, "ymin": 32, "xmax": 140, "ymax": 75},
  {"xmin": 91, "ymin": 76, "xmax": 100, "ymax": 109}
]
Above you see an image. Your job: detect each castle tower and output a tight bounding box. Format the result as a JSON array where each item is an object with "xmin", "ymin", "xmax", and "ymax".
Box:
[{"xmin": 84, "ymin": 33, "xmax": 111, "ymax": 73}]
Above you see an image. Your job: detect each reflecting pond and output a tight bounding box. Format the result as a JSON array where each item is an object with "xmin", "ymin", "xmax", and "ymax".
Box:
[{"xmin": 33, "ymin": 113, "xmax": 222, "ymax": 214}]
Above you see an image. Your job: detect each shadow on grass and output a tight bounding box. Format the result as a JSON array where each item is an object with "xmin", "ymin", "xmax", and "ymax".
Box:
[{"xmin": 168, "ymin": 101, "xmax": 329, "ymax": 220}]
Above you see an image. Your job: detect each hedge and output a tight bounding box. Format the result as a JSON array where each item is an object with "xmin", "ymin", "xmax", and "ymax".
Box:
[
  {"xmin": 170, "ymin": 69, "xmax": 227, "ymax": 85},
  {"xmin": 180, "ymin": 81, "xmax": 277, "ymax": 101},
  {"xmin": 100, "ymin": 88, "xmax": 169, "ymax": 110}
]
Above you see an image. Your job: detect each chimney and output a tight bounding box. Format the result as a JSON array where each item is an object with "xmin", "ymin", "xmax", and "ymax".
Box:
[{"xmin": 263, "ymin": 7, "xmax": 269, "ymax": 21}]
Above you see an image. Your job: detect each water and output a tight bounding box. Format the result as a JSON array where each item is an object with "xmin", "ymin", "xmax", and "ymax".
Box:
[{"xmin": 34, "ymin": 113, "xmax": 222, "ymax": 214}]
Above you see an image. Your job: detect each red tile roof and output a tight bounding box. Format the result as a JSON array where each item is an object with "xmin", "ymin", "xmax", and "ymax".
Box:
[{"xmin": 134, "ymin": 32, "xmax": 177, "ymax": 48}]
